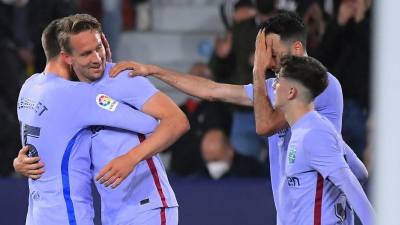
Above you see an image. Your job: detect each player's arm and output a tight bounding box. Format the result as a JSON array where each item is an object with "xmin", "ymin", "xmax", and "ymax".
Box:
[
  {"xmin": 13, "ymin": 146, "xmax": 44, "ymax": 180},
  {"xmin": 252, "ymin": 30, "xmax": 288, "ymax": 136},
  {"xmin": 328, "ymin": 168, "xmax": 374, "ymax": 225},
  {"xmin": 305, "ymin": 130, "xmax": 374, "ymax": 225},
  {"xmin": 343, "ymin": 141, "xmax": 369, "ymax": 184},
  {"xmin": 96, "ymin": 91, "xmax": 190, "ymax": 188},
  {"xmin": 109, "ymin": 60, "xmax": 252, "ymax": 106},
  {"xmin": 76, "ymin": 86, "xmax": 159, "ymax": 134}
]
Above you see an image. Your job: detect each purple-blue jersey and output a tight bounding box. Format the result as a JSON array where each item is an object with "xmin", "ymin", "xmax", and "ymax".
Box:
[
  {"xmin": 17, "ymin": 72, "xmax": 158, "ymax": 225},
  {"xmin": 90, "ymin": 63, "xmax": 178, "ymax": 225},
  {"xmin": 286, "ymin": 111, "xmax": 373, "ymax": 225},
  {"xmin": 244, "ymin": 73, "xmax": 364, "ymax": 225}
]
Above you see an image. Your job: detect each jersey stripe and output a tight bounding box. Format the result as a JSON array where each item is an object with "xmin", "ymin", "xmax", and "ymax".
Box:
[
  {"xmin": 138, "ymin": 134, "xmax": 169, "ymax": 208},
  {"xmin": 61, "ymin": 129, "xmax": 85, "ymax": 225},
  {"xmin": 314, "ymin": 173, "xmax": 324, "ymax": 225},
  {"xmin": 160, "ymin": 207, "xmax": 166, "ymax": 225}
]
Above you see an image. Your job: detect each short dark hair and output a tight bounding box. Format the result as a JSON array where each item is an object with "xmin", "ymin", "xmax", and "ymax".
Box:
[
  {"xmin": 41, "ymin": 18, "xmax": 63, "ymax": 61},
  {"xmin": 260, "ymin": 11, "xmax": 307, "ymax": 47},
  {"xmin": 58, "ymin": 13, "xmax": 102, "ymax": 54},
  {"xmin": 280, "ymin": 55, "xmax": 328, "ymax": 100}
]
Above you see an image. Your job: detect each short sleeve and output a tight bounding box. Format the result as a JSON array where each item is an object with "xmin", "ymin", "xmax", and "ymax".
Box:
[
  {"xmin": 106, "ymin": 72, "xmax": 159, "ymax": 110},
  {"xmin": 303, "ymin": 129, "xmax": 349, "ymax": 178},
  {"xmin": 74, "ymin": 84, "xmax": 158, "ymax": 134},
  {"xmin": 243, "ymin": 78, "xmax": 275, "ymax": 102}
]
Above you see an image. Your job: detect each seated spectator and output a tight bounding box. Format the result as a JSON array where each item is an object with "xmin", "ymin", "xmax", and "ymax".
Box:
[
  {"xmin": 200, "ymin": 129, "xmax": 268, "ymax": 180},
  {"xmin": 167, "ymin": 63, "xmax": 232, "ymax": 176}
]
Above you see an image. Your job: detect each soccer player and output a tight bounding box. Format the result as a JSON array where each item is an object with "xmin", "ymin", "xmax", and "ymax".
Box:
[
  {"xmin": 272, "ymin": 55, "xmax": 373, "ymax": 224},
  {"xmin": 17, "ymin": 18, "xmax": 159, "ymax": 225},
  {"xmin": 109, "ymin": 11, "xmax": 368, "ymax": 225},
  {"xmin": 16, "ymin": 14, "xmax": 188, "ymax": 225}
]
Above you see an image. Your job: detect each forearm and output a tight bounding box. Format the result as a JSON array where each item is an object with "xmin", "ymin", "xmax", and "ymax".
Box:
[
  {"xmin": 252, "ymin": 70, "xmax": 287, "ymax": 136},
  {"xmin": 329, "ymin": 168, "xmax": 375, "ymax": 225},
  {"xmin": 126, "ymin": 113, "xmax": 189, "ymax": 163},
  {"xmin": 344, "ymin": 142, "xmax": 368, "ymax": 184},
  {"xmin": 149, "ymin": 65, "xmax": 251, "ymax": 106},
  {"xmin": 149, "ymin": 65, "xmax": 219, "ymax": 101}
]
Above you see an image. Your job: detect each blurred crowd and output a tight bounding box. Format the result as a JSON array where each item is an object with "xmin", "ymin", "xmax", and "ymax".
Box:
[{"xmin": 0, "ymin": 0, "xmax": 372, "ymax": 179}]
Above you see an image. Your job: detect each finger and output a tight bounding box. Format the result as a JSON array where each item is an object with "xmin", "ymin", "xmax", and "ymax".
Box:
[
  {"xmin": 109, "ymin": 63, "xmax": 133, "ymax": 77},
  {"xmin": 104, "ymin": 175, "xmax": 119, "ymax": 187},
  {"xmin": 27, "ymin": 168, "xmax": 45, "ymax": 175},
  {"xmin": 260, "ymin": 29, "xmax": 266, "ymax": 50},
  {"xmin": 128, "ymin": 70, "xmax": 145, "ymax": 77},
  {"xmin": 18, "ymin": 146, "xmax": 29, "ymax": 156},
  {"xmin": 101, "ymin": 33, "xmax": 112, "ymax": 62},
  {"xmin": 99, "ymin": 171, "xmax": 116, "ymax": 184},
  {"xmin": 109, "ymin": 63, "xmax": 124, "ymax": 77},
  {"xmin": 30, "ymin": 174, "xmax": 42, "ymax": 180},
  {"xmin": 97, "ymin": 165, "xmax": 116, "ymax": 184},
  {"xmin": 23, "ymin": 156, "xmax": 41, "ymax": 164},
  {"xmin": 111, "ymin": 177, "xmax": 124, "ymax": 189},
  {"xmin": 26, "ymin": 162, "xmax": 44, "ymax": 170},
  {"xmin": 96, "ymin": 165, "xmax": 111, "ymax": 181}
]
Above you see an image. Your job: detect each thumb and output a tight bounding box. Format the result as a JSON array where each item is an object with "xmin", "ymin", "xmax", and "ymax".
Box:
[{"xmin": 19, "ymin": 146, "xmax": 29, "ymax": 156}]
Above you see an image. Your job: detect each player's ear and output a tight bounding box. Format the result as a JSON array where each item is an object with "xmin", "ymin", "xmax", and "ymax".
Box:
[
  {"xmin": 288, "ymin": 86, "xmax": 297, "ymax": 100},
  {"xmin": 291, "ymin": 41, "xmax": 304, "ymax": 56},
  {"xmin": 60, "ymin": 50, "xmax": 72, "ymax": 66}
]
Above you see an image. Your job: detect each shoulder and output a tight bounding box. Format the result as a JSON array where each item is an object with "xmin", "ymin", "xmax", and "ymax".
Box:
[{"xmin": 300, "ymin": 114, "xmax": 336, "ymax": 142}]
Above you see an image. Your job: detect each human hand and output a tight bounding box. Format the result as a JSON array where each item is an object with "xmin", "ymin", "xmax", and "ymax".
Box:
[
  {"xmin": 96, "ymin": 154, "xmax": 138, "ymax": 188},
  {"xmin": 337, "ymin": 0, "xmax": 355, "ymax": 26},
  {"xmin": 18, "ymin": 48, "xmax": 34, "ymax": 66},
  {"xmin": 215, "ymin": 32, "xmax": 232, "ymax": 58},
  {"xmin": 253, "ymin": 28, "xmax": 271, "ymax": 75},
  {"xmin": 109, "ymin": 60, "xmax": 157, "ymax": 78},
  {"xmin": 101, "ymin": 33, "xmax": 112, "ymax": 62},
  {"xmin": 353, "ymin": 0, "xmax": 370, "ymax": 23},
  {"xmin": 13, "ymin": 146, "xmax": 45, "ymax": 180}
]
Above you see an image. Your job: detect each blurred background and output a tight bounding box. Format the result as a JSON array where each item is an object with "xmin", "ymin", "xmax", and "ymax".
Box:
[{"xmin": 0, "ymin": 0, "xmax": 376, "ymax": 224}]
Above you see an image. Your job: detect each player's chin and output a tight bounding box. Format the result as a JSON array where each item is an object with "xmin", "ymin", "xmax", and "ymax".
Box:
[{"xmin": 90, "ymin": 67, "xmax": 104, "ymax": 77}]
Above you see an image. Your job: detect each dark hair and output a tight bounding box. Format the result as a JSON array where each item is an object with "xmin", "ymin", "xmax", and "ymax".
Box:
[
  {"xmin": 41, "ymin": 18, "xmax": 63, "ymax": 61},
  {"xmin": 234, "ymin": 0, "xmax": 253, "ymax": 10},
  {"xmin": 280, "ymin": 55, "xmax": 328, "ymax": 100},
  {"xmin": 260, "ymin": 11, "xmax": 307, "ymax": 47},
  {"xmin": 58, "ymin": 13, "xmax": 102, "ymax": 54},
  {"xmin": 256, "ymin": 0, "xmax": 276, "ymax": 15}
]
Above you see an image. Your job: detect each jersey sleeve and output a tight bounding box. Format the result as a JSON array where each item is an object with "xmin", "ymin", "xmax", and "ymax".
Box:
[
  {"xmin": 107, "ymin": 72, "xmax": 159, "ymax": 110},
  {"xmin": 243, "ymin": 78, "xmax": 275, "ymax": 103},
  {"xmin": 328, "ymin": 168, "xmax": 375, "ymax": 225},
  {"xmin": 303, "ymin": 129, "xmax": 349, "ymax": 179},
  {"xmin": 343, "ymin": 141, "xmax": 368, "ymax": 184},
  {"xmin": 74, "ymin": 84, "xmax": 158, "ymax": 134}
]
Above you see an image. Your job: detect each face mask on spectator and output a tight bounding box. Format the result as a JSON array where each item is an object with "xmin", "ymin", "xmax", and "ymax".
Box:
[{"xmin": 206, "ymin": 161, "xmax": 230, "ymax": 180}]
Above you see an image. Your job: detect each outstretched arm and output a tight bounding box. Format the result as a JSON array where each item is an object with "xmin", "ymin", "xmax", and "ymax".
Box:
[{"xmin": 109, "ymin": 61, "xmax": 252, "ymax": 106}]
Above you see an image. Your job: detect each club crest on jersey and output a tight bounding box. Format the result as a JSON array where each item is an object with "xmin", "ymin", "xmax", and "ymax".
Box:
[
  {"xmin": 288, "ymin": 145, "xmax": 296, "ymax": 164},
  {"xmin": 96, "ymin": 94, "xmax": 118, "ymax": 111}
]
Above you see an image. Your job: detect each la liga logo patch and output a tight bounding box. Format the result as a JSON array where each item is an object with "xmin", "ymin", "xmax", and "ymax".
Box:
[{"xmin": 96, "ymin": 94, "xmax": 118, "ymax": 111}]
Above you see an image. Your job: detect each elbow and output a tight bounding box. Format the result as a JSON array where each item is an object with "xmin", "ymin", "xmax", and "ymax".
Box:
[
  {"xmin": 176, "ymin": 113, "xmax": 190, "ymax": 135},
  {"xmin": 357, "ymin": 169, "xmax": 369, "ymax": 185},
  {"xmin": 182, "ymin": 116, "xmax": 190, "ymax": 134},
  {"xmin": 255, "ymin": 123, "xmax": 276, "ymax": 137}
]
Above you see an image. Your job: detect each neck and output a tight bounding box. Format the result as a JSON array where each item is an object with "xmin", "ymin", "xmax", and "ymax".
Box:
[
  {"xmin": 44, "ymin": 58, "xmax": 71, "ymax": 80},
  {"xmin": 282, "ymin": 101, "xmax": 314, "ymax": 127}
]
